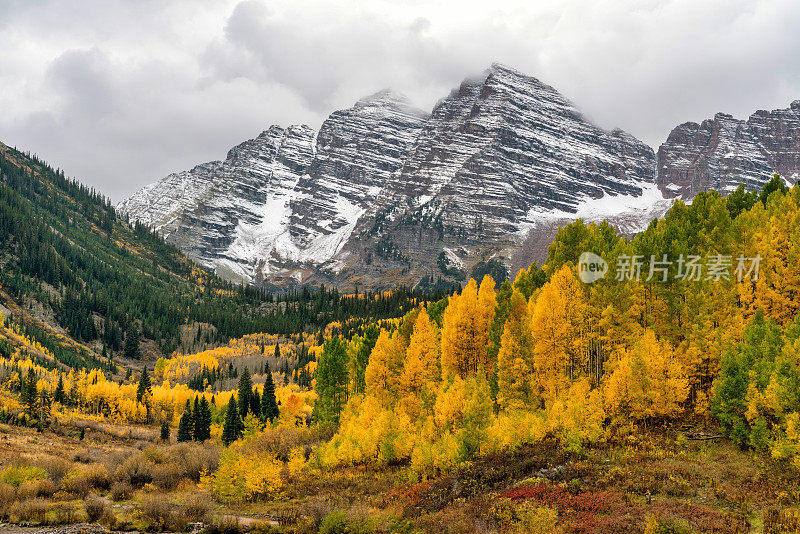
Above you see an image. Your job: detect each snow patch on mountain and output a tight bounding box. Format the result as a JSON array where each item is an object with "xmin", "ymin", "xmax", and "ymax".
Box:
[{"xmin": 520, "ymin": 182, "xmax": 674, "ymax": 235}]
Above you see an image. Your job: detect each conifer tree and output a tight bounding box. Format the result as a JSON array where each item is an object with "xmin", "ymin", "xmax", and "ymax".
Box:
[
  {"xmin": 222, "ymin": 397, "xmax": 242, "ymax": 446},
  {"xmin": 349, "ymin": 324, "xmax": 379, "ymax": 396},
  {"xmin": 160, "ymin": 420, "xmax": 170, "ymax": 442},
  {"xmin": 261, "ymin": 364, "xmax": 280, "ymax": 423},
  {"xmin": 250, "ymin": 388, "xmax": 261, "ymax": 419},
  {"xmin": 195, "ymin": 397, "xmax": 212, "ymax": 441},
  {"xmin": 136, "ymin": 368, "xmax": 152, "ymax": 402},
  {"xmin": 54, "ymin": 374, "xmax": 64, "ymax": 404},
  {"xmin": 38, "ymin": 388, "xmax": 51, "ymax": 424},
  {"xmin": 177, "ymin": 400, "xmax": 194, "ymax": 442},
  {"xmin": 314, "ymin": 337, "xmax": 349, "ymax": 424},
  {"xmin": 20, "ymin": 368, "xmax": 38, "ymax": 420},
  {"xmin": 124, "ymin": 327, "xmax": 141, "ymax": 359},
  {"xmin": 238, "ymin": 367, "xmax": 252, "ymax": 419},
  {"xmin": 191, "ymin": 397, "xmax": 202, "ymax": 441}
]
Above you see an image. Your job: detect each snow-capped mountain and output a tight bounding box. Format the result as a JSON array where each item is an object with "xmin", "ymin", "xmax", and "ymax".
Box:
[
  {"xmin": 119, "ymin": 64, "xmax": 799, "ymax": 289},
  {"xmin": 118, "ymin": 125, "xmax": 316, "ymax": 282},
  {"xmin": 657, "ymin": 101, "xmax": 800, "ymax": 198}
]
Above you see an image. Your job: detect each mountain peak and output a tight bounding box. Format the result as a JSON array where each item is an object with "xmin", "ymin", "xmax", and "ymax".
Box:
[
  {"xmin": 487, "ymin": 62, "xmax": 523, "ymax": 76},
  {"xmin": 353, "ymin": 89, "xmax": 428, "ymax": 119}
]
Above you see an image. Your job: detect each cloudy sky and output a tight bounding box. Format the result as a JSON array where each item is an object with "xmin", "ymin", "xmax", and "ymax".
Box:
[{"xmin": 1, "ymin": 0, "xmax": 799, "ymax": 201}]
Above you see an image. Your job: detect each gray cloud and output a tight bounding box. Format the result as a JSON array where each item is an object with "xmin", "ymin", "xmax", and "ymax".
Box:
[{"xmin": 1, "ymin": 0, "xmax": 800, "ymax": 201}]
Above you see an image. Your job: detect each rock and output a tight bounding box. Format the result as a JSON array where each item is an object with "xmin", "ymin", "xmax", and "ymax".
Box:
[
  {"xmin": 535, "ymin": 464, "xmax": 565, "ymax": 480},
  {"xmin": 36, "ymin": 523, "xmax": 108, "ymax": 534},
  {"xmin": 657, "ymin": 101, "xmax": 800, "ymax": 199}
]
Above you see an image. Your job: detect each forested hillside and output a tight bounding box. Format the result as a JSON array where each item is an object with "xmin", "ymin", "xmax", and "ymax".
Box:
[
  {"xmin": 0, "ymin": 142, "xmax": 450, "ymax": 372},
  {"xmin": 310, "ymin": 175, "xmax": 800, "ymax": 473}
]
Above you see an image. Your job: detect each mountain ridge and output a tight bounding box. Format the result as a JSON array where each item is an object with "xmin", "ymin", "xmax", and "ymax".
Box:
[{"xmin": 118, "ymin": 63, "xmax": 800, "ymax": 289}]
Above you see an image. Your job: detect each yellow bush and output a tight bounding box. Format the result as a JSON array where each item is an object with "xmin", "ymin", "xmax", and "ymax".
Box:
[
  {"xmin": 62, "ymin": 463, "xmax": 110, "ymax": 496},
  {"xmin": 515, "ymin": 504, "xmax": 558, "ymax": 534},
  {"xmin": 204, "ymin": 444, "xmax": 283, "ymax": 502},
  {"xmin": 0, "ymin": 465, "xmax": 47, "ymax": 487}
]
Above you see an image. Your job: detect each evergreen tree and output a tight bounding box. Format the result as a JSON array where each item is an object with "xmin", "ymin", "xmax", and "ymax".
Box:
[
  {"xmin": 238, "ymin": 367, "xmax": 252, "ymax": 419},
  {"xmin": 261, "ymin": 364, "xmax": 280, "ymax": 423},
  {"xmin": 350, "ymin": 324, "xmax": 379, "ymax": 396},
  {"xmin": 177, "ymin": 400, "xmax": 194, "ymax": 442},
  {"xmin": 38, "ymin": 388, "xmax": 52, "ymax": 424},
  {"xmin": 136, "ymin": 368, "xmax": 152, "ymax": 403},
  {"xmin": 195, "ymin": 397, "xmax": 212, "ymax": 441},
  {"xmin": 160, "ymin": 420, "xmax": 170, "ymax": 442},
  {"xmin": 314, "ymin": 337, "xmax": 349, "ymax": 424},
  {"xmin": 251, "ymin": 388, "xmax": 261, "ymax": 420},
  {"xmin": 20, "ymin": 368, "xmax": 38, "ymax": 420},
  {"xmin": 54, "ymin": 374, "xmax": 64, "ymax": 404},
  {"xmin": 124, "ymin": 327, "xmax": 141, "ymax": 359},
  {"xmin": 192, "ymin": 396, "xmax": 202, "ymax": 441},
  {"xmin": 222, "ymin": 397, "xmax": 242, "ymax": 446}
]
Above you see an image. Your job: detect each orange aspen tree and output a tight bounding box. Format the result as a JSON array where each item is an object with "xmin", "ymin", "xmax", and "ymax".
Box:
[
  {"xmin": 364, "ymin": 330, "xmax": 405, "ymax": 402},
  {"xmin": 399, "ymin": 307, "xmax": 441, "ymax": 419},
  {"xmin": 441, "ymin": 276, "xmax": 496, "ymax": 379},
  {"xmin": 496, "ymin": 291, "xmax": 535, "ymax": 411},
  {"xmin": 530, "ymin": 265, "xmax": 585, "ymax": 405}
]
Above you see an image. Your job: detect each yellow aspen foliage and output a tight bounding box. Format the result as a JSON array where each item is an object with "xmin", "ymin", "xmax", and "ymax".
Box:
[
  {"xmin": 604, "ymin": 330, "xmax": 689, "ymax": 422},
  {"xmin": 434, "ymin": 374, "xmax": 493, "ymax": 436},
  {"xmin": 399, "ymin": 307, "xmax": 440, "ymax": 419},
  {"xmin": 364, "ymin": 330, "xmax": 405, "ymax": 402},
  {"xmin": 205, "ymin": 443, "xmax": 283, "ymax": 503},
  {"xmin": 772, "ymin": 411, "xmax": 800, "ymax": 469},
  {"xmin": 548, "ymin": 377, "xmax": 606, "ymax": 447},
  {"xmin": 317, "ymin": 395, "xmax": 413, "ymax": 467},
  {"xmin": 496, "ymin": 291, "xmax": 536, "ymax": 411},
  {"xmin": 530, "ymin": 264, "xmax": 585, "ymax": 404},
  {"xmin": 441, "ymin": 276, "xmax": 496, "ymax": 379},
  {"xmin": 596, "ymin": 286, "xmax": 644, "ymax": 365},
  {"xmin": 753, "ymin": 194, "xmax": 800, "ymax": 324},
  {"xmin": 485, "ymin": 410, "xmax": 548, "ymax": 453},
  {"xmin": 679, "ymin": 307, "xmax": 742, "ymax": 411},
  {"xmin": 417, "ymin": 373, "xmax": 494, "ymax": 470},
  {"xmin": 477, "ymin": 274, "xmax": 498, "ymax": 341},
  {"xmin": 287, "ymin": 446, "xmax": 306, "ymax": 478}
]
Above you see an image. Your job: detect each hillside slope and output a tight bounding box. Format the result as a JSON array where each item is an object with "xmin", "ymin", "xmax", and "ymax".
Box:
[{"xmin": 0, "ymin": 143, "xmax": 436, "ymax": 371}]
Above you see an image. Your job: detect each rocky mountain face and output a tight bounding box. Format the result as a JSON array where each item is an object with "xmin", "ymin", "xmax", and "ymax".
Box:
[
  {"xmin": 118, "ymin": 125, "xmax": 316, "ymax": 282},
  {"xmin": 120, "ymin": 63, "xmax": 798, "ymax": 290},
  {"xmin": 657, "ymin": 101, "xmax": 800, "ymax": 198}
]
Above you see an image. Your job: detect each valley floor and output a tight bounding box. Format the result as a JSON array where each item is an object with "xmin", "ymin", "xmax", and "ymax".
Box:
[{"xmin": 0, "ymin": 419, "xmax": 798, "ymax": 533}]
